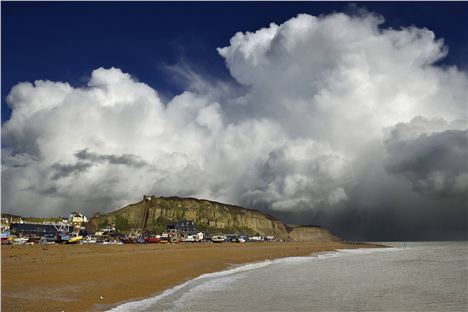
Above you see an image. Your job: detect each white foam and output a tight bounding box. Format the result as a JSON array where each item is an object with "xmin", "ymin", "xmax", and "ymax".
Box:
[
  {"xmin": 169, "ymin": 273, "xmax": 247, "ymax": 311},
  {"xmin": 270, "ymin": 247, "xmax": 395, "ymax": 266},
  {"xmin": 106, "ymin": 261, "xmax": 273, "ymax": 312},
  {"xmin": 107, "ymin": 282, "xmax": 189, "ymax": 312},
  {"xmin": 335, "ymin": 247, "xmax": 404, "ymax": 255}
]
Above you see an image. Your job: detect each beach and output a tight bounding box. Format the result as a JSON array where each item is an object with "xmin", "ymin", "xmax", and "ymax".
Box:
[{"xmin": 1, "ymin": 242, "xmax": 378, "ymax": 312}]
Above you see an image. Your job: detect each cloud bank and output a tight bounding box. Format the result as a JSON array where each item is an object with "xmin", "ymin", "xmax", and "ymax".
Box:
[{"xmin": 2, "ymin": 12, "xmax": 467, "ymax": 239}]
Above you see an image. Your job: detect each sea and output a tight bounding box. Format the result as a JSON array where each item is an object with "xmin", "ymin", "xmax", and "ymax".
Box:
[{"xmin": 108, "ymin": 242, "xmax": 468, "ymax": 312}]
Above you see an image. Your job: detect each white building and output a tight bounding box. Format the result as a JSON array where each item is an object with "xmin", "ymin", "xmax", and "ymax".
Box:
[{"xmin": 69, "ymin": 212, "xmax": 88, "ymax": 225}]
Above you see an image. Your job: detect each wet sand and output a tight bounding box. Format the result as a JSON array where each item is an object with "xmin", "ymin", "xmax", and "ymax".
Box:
[{"xmin": 1, "ymin": 242, "xmax": 381, "ymax": 312}]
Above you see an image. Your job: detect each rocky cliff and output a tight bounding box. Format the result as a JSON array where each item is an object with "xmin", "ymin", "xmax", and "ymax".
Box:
[
  {"xmin": 89, "ymin": 196, "xmax": 341, "ymax": 242},
  {"xmin": 286, "ymin": 225, "xmax": 341, "ymax": 242},
  {"xmin": 89, "ymin": 196, "xmax": 290, "ymax": 240}
]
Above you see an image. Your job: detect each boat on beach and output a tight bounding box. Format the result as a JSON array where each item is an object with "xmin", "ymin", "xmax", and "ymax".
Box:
[
  {"xmin": 144, "ymin": 236, "xmax": 161, "ymax": 243},
  {"xmin": 1, "ymin": 230, "xmax": 10, "ymax": 243},
  {"xmin": 211, "ymin": 235, "xmax": 226, "ymax": 243},
  {"xmin": 67, "ymin": 234, "xmax": 83, "ymax": 244}
]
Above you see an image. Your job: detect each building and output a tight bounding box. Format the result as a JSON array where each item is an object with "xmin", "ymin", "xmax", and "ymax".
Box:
[
  {"xmin": 167, "ymin": 220, "xmax": 198, "ymax": 235},
  {"xmin": 10, "ymin": 222, "xmax": 74, "ymax": 238},
  {"xmin": 1, "ymin": 218, "xmax": 10, "ymax": 233},
  {"xmin": 69, "ymin": 212, "xmax": 88, "ymax": 225}
]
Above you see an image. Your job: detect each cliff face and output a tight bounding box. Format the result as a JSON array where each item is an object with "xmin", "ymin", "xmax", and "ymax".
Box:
[
  {"xmin": 89, "ymin": 196, "xmax": 341, "ymax": 242},
  {"xmin": 90, "ymin": 196, "xmax": 290, "ymax": 240},
  {"xmin": 287, "ymin": 225, "xmax": 341, "ymax": 242}
]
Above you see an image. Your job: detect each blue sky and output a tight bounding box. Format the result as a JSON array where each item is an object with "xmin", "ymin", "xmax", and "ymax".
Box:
[{"xmin": 2, "ymin": 2, "xmax": 468, "ymax": 123}]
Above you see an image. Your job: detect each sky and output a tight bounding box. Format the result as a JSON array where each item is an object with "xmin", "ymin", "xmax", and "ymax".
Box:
[{"xmin": 2, "ymin": 2, "xmax": 467, "ymax": 240}]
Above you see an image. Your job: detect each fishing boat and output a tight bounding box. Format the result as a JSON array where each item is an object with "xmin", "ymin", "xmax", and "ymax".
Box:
[
  {"xmin": 144, "ymin": 236, "xmax": 161, "ymax": 243},
  {"xmin": 211, "ymin": 235, "xmax": 226, "ymax": 243},
  {"xmin": 1, "ymin": 230, "xmax": 10, "ymax": 243},
  {"xmin": 67, "ymin": 234, "xmax": 83, "ymax": 244}
]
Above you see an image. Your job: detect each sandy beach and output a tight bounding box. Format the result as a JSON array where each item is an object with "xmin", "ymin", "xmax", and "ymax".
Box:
[{"xmin": 1, "ymin": 242, "xmax": 381, "ymax": 312}]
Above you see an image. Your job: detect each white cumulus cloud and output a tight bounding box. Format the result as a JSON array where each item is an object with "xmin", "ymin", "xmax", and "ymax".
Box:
[{"xmin": 2, "ymin": 11, "xmax": 467, "ymax": 239}]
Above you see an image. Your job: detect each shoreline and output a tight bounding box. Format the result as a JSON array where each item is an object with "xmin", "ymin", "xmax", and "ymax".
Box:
[
  {"xmin": 104, "ymin": 243, "xmax": 390, "ymax": 312},
  {"xmin": 1, "ymin": 242, "xmax": 384, "ymax": 312}
]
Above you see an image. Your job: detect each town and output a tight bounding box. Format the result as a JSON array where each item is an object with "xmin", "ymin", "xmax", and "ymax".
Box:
[{"xmin": 0, "ymin": 211, "xmax": 276, "ymax": 245}]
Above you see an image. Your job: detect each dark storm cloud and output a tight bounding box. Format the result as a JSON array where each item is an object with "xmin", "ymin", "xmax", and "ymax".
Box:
[
  {"xmin": 75, "ymin": 149, "xmax": 147, "ymax": 168},
  {"xmin": 51, "ymin": 162, "xmax": 94, "ymax": 180},
  {"xmin": 50, "ymin": 150, "xmax": 147, "ymax": 180},
  {"xmin": 385, "ymin": 129, "xmax": 467, "ymax": 197}
]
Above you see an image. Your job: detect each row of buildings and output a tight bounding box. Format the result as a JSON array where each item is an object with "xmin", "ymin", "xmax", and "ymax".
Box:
[
  {"xmin": 1, "ymin": 211, "xmax": 275, "ymax": 244},
  {"xmin": 1, "ymin": 212, "xmax": 88, "ymax": 243}
]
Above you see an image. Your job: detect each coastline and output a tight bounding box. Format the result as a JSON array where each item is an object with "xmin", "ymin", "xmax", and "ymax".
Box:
[{"xmin": 1, "ymin": 242, "xmax": 383, "ymax": 312}]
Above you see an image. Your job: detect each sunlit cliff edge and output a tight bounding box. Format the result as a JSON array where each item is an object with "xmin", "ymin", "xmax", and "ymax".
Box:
[{"xmin": 88, "ymin": 196, "xmax": 341, "ymax": 241}]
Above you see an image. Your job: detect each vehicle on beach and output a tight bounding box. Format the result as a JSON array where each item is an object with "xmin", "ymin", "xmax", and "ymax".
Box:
[
  {"xmin": 82, "ymin": 236, "xmax": 97, "ymax": 244},
  {"xmin": 37, "ymin": 234, "xmax": 57, "ymax": 244},
  {"xmin": 12, "ymin": 237, "xmax": 28, "ymax": 245},
  {"xmin": 122, "ymin": 237, "xmax": 145, "ymax": 244},
  {"xmin": 224, "ymin": 234, "xmax": 238, "ymax": 243},
  {"xmin": 183, "ymin": 232, "xmax": 204, "ymax": 242},
  {"xmin": 39, "ymin": 236, "xmax": 56, "ymax": 244},
  {"xmin": 211, "ymin": 235, "xmax": 226, "ymax": 243},
  {"xmin": 183, "ymin": 235, "xmax": 196, "ymax": 242},
  {"xmin": 249, "ymin": 236, "xmax": 264, "ymax": 242},
  {"xmin": 59, "ymin": 233, "xmax": 71, "ymax": 242},
  {"xmin": 134, "ymin": 237, "xmax": 145, "ymax": 244},
  {"xmin": 160, "ymin": 233, "xmax": 169, "ymax": 243}
]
